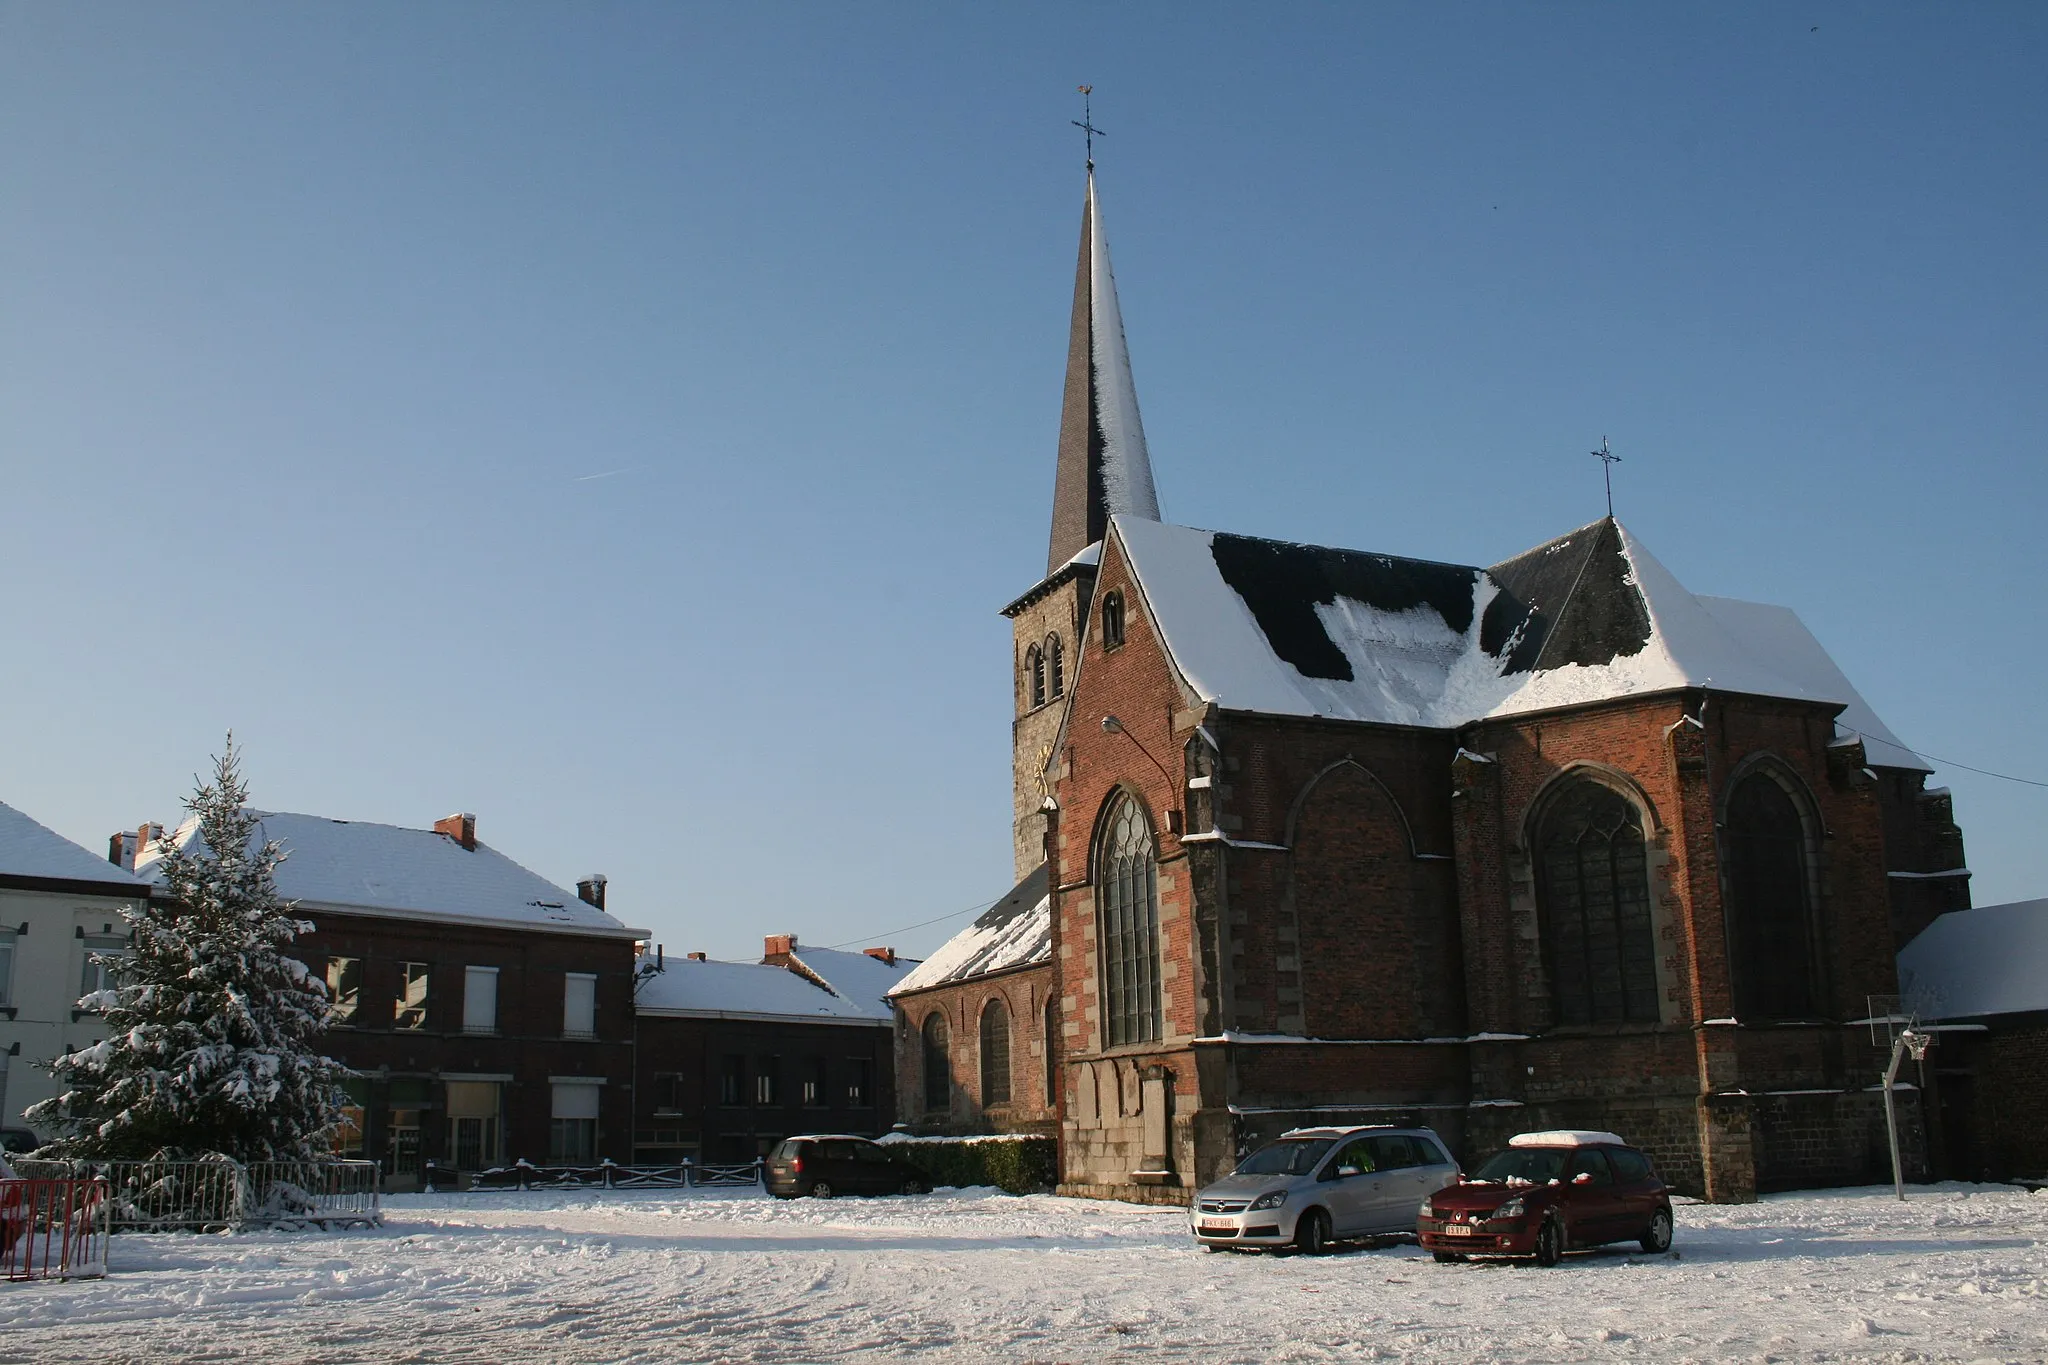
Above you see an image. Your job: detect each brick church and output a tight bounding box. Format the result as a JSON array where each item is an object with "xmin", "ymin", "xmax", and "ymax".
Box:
[{"xmin": 900, "ymin": 161, "xmax": 1970, "ymax": 1204}]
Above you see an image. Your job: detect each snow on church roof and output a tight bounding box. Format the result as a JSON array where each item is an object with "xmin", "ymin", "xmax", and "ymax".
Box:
[
  {"xmin": 1898, "ymin": 898, "xmax": 2048, "ymax": 1021},
  {"xmin": 1109, "ymin": 515, "xmax": 1926, "ymax": 765},
  {"xmin": 0, "ymin": 799, "xmax": 148, "ymax": 891},
  {"xmin": 891, "ymin": 864, "xmax": 1052, "ymax": 997},
  {"xmin": 134, "ymin": 811, "xmax": 644, "ymax": 938}
]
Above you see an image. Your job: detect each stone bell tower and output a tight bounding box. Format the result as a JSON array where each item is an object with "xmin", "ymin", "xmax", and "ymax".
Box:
[{"xmin": 1000, "ymin": 163, "xmax": 1161, "ymax": 881}]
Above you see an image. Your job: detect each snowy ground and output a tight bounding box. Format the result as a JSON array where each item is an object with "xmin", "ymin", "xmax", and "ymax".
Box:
[{"xmin": 4, "ymin": 1183, "xmax": 2045, "ymax": 1363}]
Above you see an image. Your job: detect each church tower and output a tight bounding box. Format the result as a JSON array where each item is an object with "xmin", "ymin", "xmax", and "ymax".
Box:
[{"xmin": 1001, "ymin": 164, "xmax": 1162, "ymax": 880}]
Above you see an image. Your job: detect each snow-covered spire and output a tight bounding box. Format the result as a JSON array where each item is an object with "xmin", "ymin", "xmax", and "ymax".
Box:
[{"xmin": 1047, "ymin": 167, "xmax": 1161, "ymax": 574}]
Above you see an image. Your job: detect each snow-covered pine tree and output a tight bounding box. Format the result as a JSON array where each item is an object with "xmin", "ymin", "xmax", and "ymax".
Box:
[{"xmin": 28, "ymin": 740, "xmax": 350, "ymax": 1161}]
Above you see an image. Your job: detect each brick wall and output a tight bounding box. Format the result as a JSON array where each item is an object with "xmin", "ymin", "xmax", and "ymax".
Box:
[{"xmin": 891, "ymin": 965, "xmax": 1058, "ymax": 1135}]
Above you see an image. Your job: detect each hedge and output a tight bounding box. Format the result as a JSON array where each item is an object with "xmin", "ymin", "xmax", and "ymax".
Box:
[{"xmin": 888, "ymin": 1135, "xmax": 1057, "ymax": 1195}]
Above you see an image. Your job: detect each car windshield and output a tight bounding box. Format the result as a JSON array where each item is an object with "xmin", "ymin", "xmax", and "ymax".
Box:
[
  {"xmin": 1233, "ymin": 1138, "xmax": 1335, "ymax": 1176},
  {"xmin": 1471, "ymin": 1147, "xmax": 1570, "ymax": 1186}
]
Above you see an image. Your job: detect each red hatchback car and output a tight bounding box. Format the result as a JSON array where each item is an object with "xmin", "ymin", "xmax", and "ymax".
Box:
[{"xmin": 1416, "ymin": 1130, "xmax": 1673, "ymax": 1266}]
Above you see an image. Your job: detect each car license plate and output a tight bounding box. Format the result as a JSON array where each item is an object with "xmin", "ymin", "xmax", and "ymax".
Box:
[
  {"xmin": 1443, "ymin": 1223, "xmax": 1473, "ymax": 1237},
  {"xmin": 1200, "ymin": 1218, "xmax": 1235, "ymax": 1231}
]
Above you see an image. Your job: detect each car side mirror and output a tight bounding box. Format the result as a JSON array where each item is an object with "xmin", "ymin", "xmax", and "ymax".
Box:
[
  {"xmin": 1337, "ymin": 1165, "xmax": 1360, "ymax": 1178},
  {"xmin": 1572, "ymin": 1172, "xmax": 1594, "ymax": 1185}
]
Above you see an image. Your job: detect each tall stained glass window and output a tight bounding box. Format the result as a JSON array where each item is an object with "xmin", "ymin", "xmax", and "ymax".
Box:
[
  {"xmin": 1536, "ymin": 781, "xmax": 1659, "ymax": 1024},
  {"xmin": 1098, "ymin": 795, "xmax": 1163, "ymax": 1046}
]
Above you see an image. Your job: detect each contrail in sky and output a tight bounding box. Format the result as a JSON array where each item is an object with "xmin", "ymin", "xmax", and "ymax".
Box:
[{"xmin": 572, "ymin": 468, "xmax": 635, "ymax": 482}]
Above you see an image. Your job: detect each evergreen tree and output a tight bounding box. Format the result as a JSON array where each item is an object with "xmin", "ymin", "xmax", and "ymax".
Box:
[{"xmin": 28, "ymin": 741, "xmax": 349, "ymax": 1161}]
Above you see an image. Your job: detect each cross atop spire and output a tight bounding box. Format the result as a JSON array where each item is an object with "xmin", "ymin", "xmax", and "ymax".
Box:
[
  {"xmin": 1072, "ymin": 85, "xmax": 1105, "ymax": 170},
  {"xmin": 1045, "ymin": 156, "xmax": 1161, "ymax": 573}
]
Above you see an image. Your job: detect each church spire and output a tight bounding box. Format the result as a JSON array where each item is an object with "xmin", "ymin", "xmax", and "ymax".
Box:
[{"xmin": 1046, "ymin": 165, "xmax": 1160, "ymax": 574}]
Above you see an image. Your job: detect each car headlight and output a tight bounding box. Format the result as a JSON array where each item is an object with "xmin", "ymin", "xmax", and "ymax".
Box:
[
  {"xmin": 1492, "ymin": 1196, "xmax": 1525, "ymax": 1221},
  {"xmin": 1418, "ymin": 1198, "xmax": 1436, "ymax": 1220},
  {"xmin": 1247, "ymin": 1189, "xmax": 1288, "ymax": 1212}
]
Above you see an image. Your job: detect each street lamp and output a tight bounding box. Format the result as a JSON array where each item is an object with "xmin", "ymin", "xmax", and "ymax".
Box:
[{"xmin": 1100, "ymin": 715, "xmax": 1182, "ymax": 833}]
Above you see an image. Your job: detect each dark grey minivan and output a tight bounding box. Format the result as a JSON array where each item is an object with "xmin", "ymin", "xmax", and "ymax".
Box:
[
  {"xmin": 765, "ymin": 1135, "xmax": 927, "ymax": 1199},
  {"xmin": 1190, "ymin": 1125, "xmax": 1460, "ymax": 1253}
]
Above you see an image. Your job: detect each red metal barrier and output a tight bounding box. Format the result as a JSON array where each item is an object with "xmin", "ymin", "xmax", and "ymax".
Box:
[{"xmin": 0, "ymin": 1179, "xmax": 110, "ymax": 1282}]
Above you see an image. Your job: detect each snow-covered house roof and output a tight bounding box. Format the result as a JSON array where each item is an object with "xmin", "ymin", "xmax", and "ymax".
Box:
[
  {"xmin": 133, "ymin": 811, "xmax": 645, "ymax": 939},
  {"xmin": 1897, "ymin": 898, "xmax": 2048, "ymax": 1021},
  {"xmin": 1106, "ymin": 515, "xmax": 1926, "ymax": 767},
  {"xmin": 0, "ymin": 799, "xmax": 149, "ymax": 893},
  {"xmin": 891, "ymin": 864, "xmax": 1052, "ymax": 997},
  {"xmin": 784, "ymin": 947, "xmax": 917, "ymax": 1022},
  {"xmin": 635, "ymin": 957, "xmax": 894, "ymax": 1026}
]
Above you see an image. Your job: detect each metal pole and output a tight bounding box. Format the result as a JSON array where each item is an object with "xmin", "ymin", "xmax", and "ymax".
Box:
[{"xmin": 1882, "ymin": 1034, "xmax": 1907, "ymax": 1201}]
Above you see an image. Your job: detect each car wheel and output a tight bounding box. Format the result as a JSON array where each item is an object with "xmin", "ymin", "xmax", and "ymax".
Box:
[
  {"xmin": 1533, "ymin": 1214, "xmax": 1564, "ymax": 1267},
  {"xmin": 1640, "ymin": 1207, "xmax": 1673, "ymax": 1254},
  {"xmin": 1294, "ymin": 1208, "xmax": 1331, "ymax": 1255},
  {"xmin": 1203, "ymin": 1243, "xmax": 1226, "ymax": 1253},
  {"xmin": 899, "ymin": 1177, "xmax": 928, "ymax": 1196},
  {"xmin": 808, "ymin": 1180, "xmax": 834, "ymax": 1199},
  {"xmin": 1432, "ymin": 1250, "xmax": 1467, "ymax": 1264}
]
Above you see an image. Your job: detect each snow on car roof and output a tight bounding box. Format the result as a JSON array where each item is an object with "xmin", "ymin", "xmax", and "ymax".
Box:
[
  {"xmin": 0, "ymin": 799, "xmax": 149, "ymax": 891},
  {"xmin": 1109, "ymin": 515, "xmax": 1924, "ymax": 762},
  {"xmin": 1508, "ymin": 1130, "xmax": 1630, "ymax": 1148},
  {"xmin": 134, "ymin": 811, "xmax": 642, "ymax": 938}
]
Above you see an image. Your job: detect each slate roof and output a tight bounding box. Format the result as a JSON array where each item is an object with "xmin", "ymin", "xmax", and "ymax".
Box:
[
  {"xmin": 134, "ymin": 811, "xmax": 645, "ymax": 939},
  {"xmin": 784, "ymin": 946, "xmax": 917, "ymax": 1021},
  {"xmin": 635, "ymin": 956, "xmax": 893, "ymax": 1025},
  {"xmin": 1106, "ymin": 514, "xmax": 1925, "ymax": 768},
  {"xmin": 1897, "ymin": 898, "xmax": 2048, "ymax": 1021},
  {"xmin": 0, "ymin": 799, "xmax": 149, "ymax": 892},
  {"xmin": 891, "ymin": 864, "xmax": 1052, "ymax": 996}
]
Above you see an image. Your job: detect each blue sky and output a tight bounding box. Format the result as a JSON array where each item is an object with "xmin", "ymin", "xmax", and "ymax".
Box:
[{"xmin": 2, "ymin": 4, "xmax": 2042, "ymax": 962}]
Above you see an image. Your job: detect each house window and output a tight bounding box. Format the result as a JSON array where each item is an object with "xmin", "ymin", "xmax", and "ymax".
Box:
[
  {"xmin": 0, "ymin": 927, "xmax": 16, "ymax": 1008},
  {"xmin": 652, "ymin": 1072, "xmax": 684, "ymax": 1114},
  {"xmin": 754, "ymin": 1060, "xmax": 779, "ymax": 1107},
  {"xmin": 980, "ymin": 997, "xmax": 1012, "ymax": 1105},
  {"xmin": 1183, "ymin": 733, "xmax": 1217, "ymax": 835},
  {"xmin": 1097, "ymin": 794, "xmax": 1163, "ymax": 1047},
  {"xmin": 1725, "ymin": 771, "xmax": 1820, "ymax": 1020},
  {"xmin": 847, "ymin": 1057, "xmax": 872, "ymax": 1108},
  {"xmin": 396, "ymin": 963, "xmax": 431, "ymax": 1030},
  {"xmin": 921, "ymin": 1012, "xmax": 950, "ymax": 1113},
  {"xmin": 1100, "ymin": 591, "xmax": 1126, "ymax": 650},
  {"xmin": 445, "ymin": 1081, "xmax": 502, "ymax": 1171},
  {"xmin": 1026, "ymin": 645, "xmax": 1046, "ymax": 709},
  {"xmin": 326, "ymin": 956, "xmax": 362, "ymax": 1026},
  {"xmin": 333, "ymin": 1078, "xmax": 369, "ymax": 1158},
  {"xmin": 563, "ymin": 972, "xmax": 597, "ymax": 1039},
  {"xmin": 1535, "ymin": 779, "xmax": 1659, "ymax": 1025},
  {"xmin": 802, "ymin": 1057, "xmax": 828, "ymax": 1108},
  {"xmin": 462, "ymin": 966, "xmax": 499, "ymax": 1035},
  {"xmin": 1044, "ymin": 997, "xmax": 1059, "ymax": 1107},
  {"xmin": 78, "ymin": 934, "xmax": 129, "ymax": 1007},
  {"xmin": 719, "ymin": 1055, "xmax": 745, "ymax": 1107},
  {"xmin": 549, "ymin": 1082, "xmax": 601, "ymax": 1163},
  {"xmin": 1046, "ymin": 635, "xmax": 1065, "ymax": 699}
]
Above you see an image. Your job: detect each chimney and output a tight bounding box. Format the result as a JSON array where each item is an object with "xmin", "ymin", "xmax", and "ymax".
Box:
[
  {"xmin": 863, "ymin": 946, "xmax": 897, "ymax": 966},
  {"xmin": 762, "ymin": 933, "xmax": 796, "ymax": 964},
  {"xmin": 433, "ymin": 812, "xmax": 477, "ymax": 851},
  {"xmin": 576, "ymin": 874, "xmax": 607, "ymax": 910},
  {"xmin": 108, "ymin": 831, "xmax": 138, "ymax": 869},
  {"xmin": 686, "ymin": 951, "xmax": 707, "ymax": 962}
]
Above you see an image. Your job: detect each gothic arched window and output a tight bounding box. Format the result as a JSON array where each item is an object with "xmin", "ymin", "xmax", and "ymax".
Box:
[
  {"xmin": 1724, "ymin": 771, "xmax": 1819, "ymax": 1020},
  {"xmin": 921, "ymin": 1012, "xmax": 950, "ymax": 1113},
  {"xmin": 1101, "ymin": 591, "xmax": 1126, "ymax": 650},
  {"xmin": 980, "ymin": 997, "xmax": 1012, "ymax": 1105},
  {"xmin": 1183, "ymin": 734, "xmax": 1217, "ymax": 835},
  {"xmin": 1098, "ymin": 794, "xmax": 1163, "ymax": 1046},
  {"xmin": 1025, "ymin": 645, "xmax": 1046, "ymax": 709},
  {"xmin": 1046, "ymin": 635, "xmax": 1065, "ymax": 699},
  {"xmin": 1535, "ymin": 779, "xmax": 1660, "ymax": 1025},
  {"xmin": 1044, "ymin": 996, "xmax": 1059, "ymax": 1108}
]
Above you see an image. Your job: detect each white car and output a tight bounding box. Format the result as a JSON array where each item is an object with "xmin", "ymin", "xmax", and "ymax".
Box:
[{"xmin": 1190, "ymin": 1125, "xmax": 1461, "ymax": 1253}]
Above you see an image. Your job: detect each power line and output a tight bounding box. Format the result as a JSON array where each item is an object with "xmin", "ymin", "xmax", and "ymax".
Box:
[
  {"xmin": 1841, "ymin": 726, "xmax": 2048, "ymax": 790},
  {"xmin": 821, "ymin": 892, "xmax": 1007, "ymax": 952}
]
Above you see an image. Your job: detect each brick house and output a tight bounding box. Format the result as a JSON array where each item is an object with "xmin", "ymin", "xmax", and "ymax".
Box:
[
  {"xmin": 130, "ymin": 811, "xmax": 646, "ymax": 1189},
  {"xmin": 0, "ymin": 799, "xmax": 152, "ymax": 1134},
  {"xmin": 634, "ymin": 935, "xmax": 911, "ymax": 1163},
  {"xmin": 888, "ymin": 865, "xmax": 1056, "ymax": 1135},
  {"xmin": 1898, "ymin": 897, "xmax": 2048, "ymax": 1182},
  {"xmin": 995, "ymin": 164, "xmax": 1967, "ymax": 1204}
]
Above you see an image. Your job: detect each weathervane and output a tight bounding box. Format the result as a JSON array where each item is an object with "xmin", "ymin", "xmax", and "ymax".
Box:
[
  {"xmin": 1073, "ymin": 85, "xmax": 1105, "ymax": 170},
  {"xmin": 1592, "ymin": 435, "xmax": 1621, "ymax": 518}
]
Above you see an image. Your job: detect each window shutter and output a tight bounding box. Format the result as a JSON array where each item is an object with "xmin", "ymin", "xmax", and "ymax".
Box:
[
  {"xmin": 463, "ymin": 966, "xmax": 499, "ymax": 1033},
  {"xmin": 564, "ymin": 973, "xmax": 597, "ymax": 1037}
]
